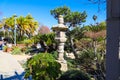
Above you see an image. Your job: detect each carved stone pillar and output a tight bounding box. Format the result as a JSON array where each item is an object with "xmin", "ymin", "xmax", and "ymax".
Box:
[
  {"xmin": 52, "ymin": 15, "xmax": 68, "ymax": 71},
  {"xmin": 58, "ymin": 43, "xmax": 65, "ymax": 61}
]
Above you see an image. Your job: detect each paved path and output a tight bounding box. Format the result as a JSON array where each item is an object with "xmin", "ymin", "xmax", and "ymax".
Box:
[{"xmin": 0, "ymin": 51, "xmax": 25, "ymax": 78}]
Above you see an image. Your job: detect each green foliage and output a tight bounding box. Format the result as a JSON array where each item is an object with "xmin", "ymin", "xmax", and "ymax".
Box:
[
  {"xmin": 50, "ymin": 51, "xmax": 58, "ymax": 60},
  {"xmin": 32, "ymin": 33, "xmax": 55, "ymax": 46},
  {"xmin": 69, "ymin": 27, "xmax": 85, "ymax": 40},
  {"xmin": 78, "ymin": 49, "xmax": 95, "ymax": 70},
  {"xmin": 79, "ymin": 49, "xmax": 94, "ymax": 62},
  {"xmin": 83, "ymin": 22, "xmax": 106, "ymax": 32},
  {"xmin": 3, "ymin": 45, "xmax": 8, "ymax": 51},
  {"xmin": 25, "ymin": 53, "xmax": 61, "ymax": 80},
  {"xmin": 17, "ymin": 36, "xmax": 28, "ymax": 43},
  {"xmin": 50, "ymin": 6, "xmax": 71, "ymax": 20},
  {"xmin": 24, "ymin": 47, "xmax": 33, "ymax": 54},
  {"xmin": 66, "ymin": 58, "xmax": 77, "ymax": 70},
  {"xmin": 11, "ymin": 46, "xmax": 22, "ymax": 55},
  {"xmin": 46, "ymin": 38, "xmax": 52, "ymax": 46},
  {"xmin": 1, "ymin": 14, "xmax": 38, "ymax": 42},
  {"xmin": 21, "ymin": 39, "xmax": 33, "ymax": 46},
  {"xmin": 64, "ymin": 11, "xmax": 87, "ymax": 27},
  {"xmin": 50, "ymin": 6, "xmax": 87, "ymax": 27},
  {"xmin": 58, "ymin": 70, "xmax": 91, "ymax": 80},
  {"xmin": 0, "ymin": 31, "xmax": 4, "ymax": 36}
]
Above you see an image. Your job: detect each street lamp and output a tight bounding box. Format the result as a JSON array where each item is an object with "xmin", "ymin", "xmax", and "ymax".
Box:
[{"xmin": 13, "ymin": 14, "xmax": 17, "ymax": 46}]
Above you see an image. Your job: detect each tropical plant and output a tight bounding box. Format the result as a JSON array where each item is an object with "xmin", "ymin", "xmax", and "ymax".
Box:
[
  {"xmin": 32, "ymin": 33, "xmax": 55, "ymax": 46},
  {"xmin": 0, "ymin": 17, "xmax": 11, "ymax": 38},
  {"xmin": 3, "ymin": 45, "xmax": 8, "ymax": 52},
  {"xmin": 25, "ymin": 14, "xmax": 38, "ymax": 38},
  {"xmin": 78, "ymin": 49, "xmax": 95, "ymax": 72},
  {"xmin": 76, "ymin": 47, "xmax": 105, "ymax": 80},
  {"xmin": 25, "ymin": 53, "xmax": 61, "ymax": 80},
  {"xmin": 11, "ymin": 46, "xmax": 22, "ymax": 55},
  {"xmin": 21, "ymin": 39, "xmax": 33, "ymax": 46},
  {"xmin": 1, "ymin": 14, "xmax": 38, "ymax": 42}
]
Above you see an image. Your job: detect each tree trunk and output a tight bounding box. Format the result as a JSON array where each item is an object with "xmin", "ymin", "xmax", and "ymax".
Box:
[
  {"xmin": 69, "ymin": 36, "xmax": 78, "ymax": 59},
  {"xmin": 93, "ymin": 40, "xmax": 97, "ymax": 57}
]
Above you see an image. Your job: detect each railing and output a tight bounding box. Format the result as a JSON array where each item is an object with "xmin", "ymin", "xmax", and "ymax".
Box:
[{"xmin": 0, "ymin": 72, "xmax": 32, "ymax": 80}]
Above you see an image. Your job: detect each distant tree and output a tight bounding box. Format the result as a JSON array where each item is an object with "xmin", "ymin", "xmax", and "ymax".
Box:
[
  {"xmin": 93, "ymin": 15, "xmax": 97, "ymax": 22},
  {"xmin": 0, "ymin": 20, "xmax": 3, "ymax": 29},
  {"xmin": 24, "ymin": 14, "xmax": 38, "ymax": 38},
  {"xmin": 39, "ymin": 26, "xmax": 50, "ymax": 34},
  {"xmin": 84, "ymin": 22, "xmax": 106, "ymax": 56},
  {"xmin": 83, "ymin": 22, "xmax": 106, "ymax": 80},
  {"xmin": 1, "ymin": 14, "xmax": 38, "ymax": 42},
  {"xmin": 0, "ymin": 17, "xmax": 13, "ymax": 39}
]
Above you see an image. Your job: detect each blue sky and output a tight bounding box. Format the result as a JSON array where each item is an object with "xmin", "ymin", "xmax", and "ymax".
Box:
[{"xmin": 0, "ymin": 0, "xmax": 106, "ymax": 29}]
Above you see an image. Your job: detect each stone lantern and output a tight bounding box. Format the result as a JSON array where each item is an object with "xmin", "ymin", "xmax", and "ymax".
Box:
[{"xmin": 52, "ymin": 15, "xmax": 68, "ymax": 71}]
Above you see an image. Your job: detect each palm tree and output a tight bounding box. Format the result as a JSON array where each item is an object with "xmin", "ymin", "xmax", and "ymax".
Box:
[
  {"xmin": 25, "ymin": 14, "xmax": 38, "ymax": 38},
  {"xmin": 1, "ymin": 14, "xmax": 38, "ymax": 42},
  {"xmin": 0, "ymin": 17, "xmax": 9, "ymax": 37},
  {"xmin": 17, "ymin": 16, "xmax": 28, "ymax": 41}
]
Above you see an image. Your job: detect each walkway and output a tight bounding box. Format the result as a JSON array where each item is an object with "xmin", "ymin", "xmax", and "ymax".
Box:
[{"xmin": 0, "ymin": 51, "xmax": 24, "ymax": 78}]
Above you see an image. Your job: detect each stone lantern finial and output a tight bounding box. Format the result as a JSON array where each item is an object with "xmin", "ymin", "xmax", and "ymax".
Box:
[{"xmin": 58, "ymin": 15, "xmax": 64, "ymax": 24}]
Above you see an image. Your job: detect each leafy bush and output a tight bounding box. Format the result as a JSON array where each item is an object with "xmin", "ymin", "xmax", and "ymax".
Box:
[
  {"xmin": 24, "ymin": 47, "xmax": 32, "ymax": 54},
  {"xmin": 50, "ymin": 51, "xmax": 58, "ymax": 60},
  {"xmin": 32, "ymin": 33, "xmax": 55, "ymax": 46},
  {"xmin": 66, "ymin": 59, "xmax": 77, "ymax": 70},
  {"xmin": 78, "ymin": 49, "xmax": 95, "ymax": 70},
  {"xmin": 25, "ymin": 53, "xmax": 61, "ymax": 80},
  {"xmin": 11, "ymin": 46, "xmax": 22, "ymax": 55},
  {"xmin": 58, "ymin": 70, "xmax": 91, "ymax": 80},
  {"xmin": 3, "ymin": 45, "xmax": 8, "ymax": 52},
  {"xmin": 21, "ymin": 39, "xmax": 33, "ymax": 46}
]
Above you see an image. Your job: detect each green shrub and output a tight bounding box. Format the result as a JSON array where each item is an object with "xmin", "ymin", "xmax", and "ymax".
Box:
[
  {"xmin": 66, "ymin": 59, "xmax": 77, "ymax": 70},
  {"xmin": 21, "ymin": 39, "xmax": 33, "ymax": 46},
  {"xmin": 3, "ymin": 45, "xmax": 8, "ymax": 52},
  {"xmin": 25, "ymin": 53, "xmax": 61, "ymax": 80},
  {"xmin": 32, "ymin": 33, "xmax": 55, "ymax": 46},
  {"xmin": 58, "ymin": 70, "xmax": 91, "ymax": 80},
  {"xmin": 50, "ymin": 51, "xmax": 58, "ymax": 60},
  {"xmin": 11, "ymin": 46, "xmax": 22, "ymax": 55}
]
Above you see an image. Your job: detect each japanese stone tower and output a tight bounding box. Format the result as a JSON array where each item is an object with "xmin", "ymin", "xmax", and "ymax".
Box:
[
  {"xmin": 52, "ymin": 15, "xmax": 68, "ymax": 71},
  {"xmin": 106, "ymin": 0, "xmax": 120, "ymax": 80}
]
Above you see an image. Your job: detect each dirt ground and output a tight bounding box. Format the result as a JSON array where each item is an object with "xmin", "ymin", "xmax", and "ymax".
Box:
[{"xmin": 12, "ymin": 54, "xmax": 31, "ymax": 62}]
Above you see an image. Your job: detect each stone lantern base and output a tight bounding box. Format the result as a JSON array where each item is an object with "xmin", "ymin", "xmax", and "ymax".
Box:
[{"xmin": 57, "ymin": 60, "xmax": 68, "ymax": 72}]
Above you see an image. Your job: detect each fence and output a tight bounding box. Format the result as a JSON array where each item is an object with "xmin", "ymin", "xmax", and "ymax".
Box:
[{"xmin": 0, "ymin": 72, "xmax": 32, "ymax": 80}]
